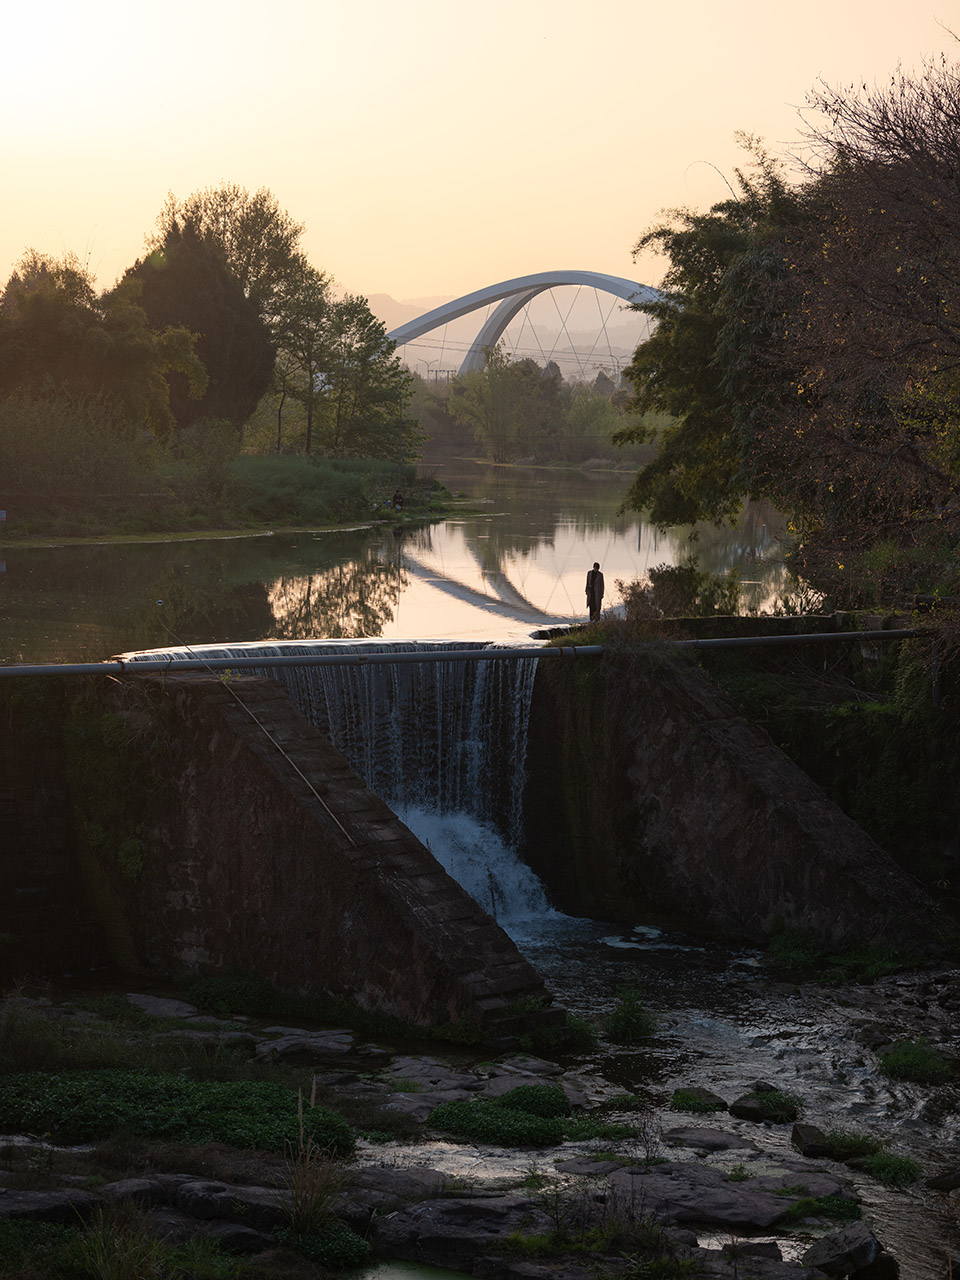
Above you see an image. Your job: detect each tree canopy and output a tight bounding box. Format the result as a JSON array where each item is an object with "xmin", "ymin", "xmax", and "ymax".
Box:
[
  {"xmin": 619, "ymin": 63, "xmax": 960, "ymax": 601},
  {"xmin": 0, "ymin": 249, "xmax": 205, "ymax": 436},
  {"xmin": 125, "ymin": 220, "xmax": 274, "ymax": 433}
]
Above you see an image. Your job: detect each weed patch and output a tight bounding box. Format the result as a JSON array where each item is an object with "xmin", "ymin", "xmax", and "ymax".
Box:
[
  {"xmin": 0, "ymin": 1070, "xmax": 355, "ymax": 1154},
  {"xmin": 776, "ymin": 1194, "xmax": 861, "ymax": 1224},
  {"xmin": 852, "ymin": 1153, "xmax": 922, "ymax": 1186}
]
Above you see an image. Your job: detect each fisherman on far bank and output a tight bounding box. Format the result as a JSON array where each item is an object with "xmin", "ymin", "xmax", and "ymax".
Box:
[{"xmin": 585, "ymin": 561, "xmax": 604, "ymax": 622}]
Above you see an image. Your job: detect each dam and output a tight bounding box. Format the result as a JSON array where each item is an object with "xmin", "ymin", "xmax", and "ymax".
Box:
[{"xmin": 0, "ymin": 629, "xmax": 947, "ymax": 1038}]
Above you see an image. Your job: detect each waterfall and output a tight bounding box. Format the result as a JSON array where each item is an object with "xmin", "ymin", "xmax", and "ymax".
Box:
[{"xmin": 125, "ymin": 639, "xmax": 539, "ymax": 849}]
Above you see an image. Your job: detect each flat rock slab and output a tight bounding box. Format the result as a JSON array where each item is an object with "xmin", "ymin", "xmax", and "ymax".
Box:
[
  {"xmin": 608, "ymin": 1162, "xmax": 797, "ymax": 1230},
  {"xmin": 664, "ymin": 1126, "xmax": 761, "ymax": 1151},
  {"xmin": 99, "ymin": 1178, "xmax": 169, "ymax": 1206},
  {"xmin": 173, "ymin": 1180, "xmax": 286, "ymax": 1231},
  {"xmin": 383, "ymin": 1088, "xmax": 476, "ymax": 1122},
  {"xmin": 126, "ymin": 994, "xmax": 199, "ymax": 1018},
  {"xmin": 693, "ymin": 1248, "xmax": 830, "ymax": 1278},
  {"xmin": 370, "ymin": 1194, "xmax": 554, "ymax": 1271},
  {"xmin": 494, "ymin": 1055, "xmax": 564, "ymax": 1077},
  {"xmin": 555, "ymin": 1158, "xmax": 627, "ymax": 1176},
  {"xmin": 0, "ymin": 1189, "xmax": 102, "ymax": 1222},
  {"xmin": 255, "ymin": 1033, "xmax": 355, "ymax": 1061}
]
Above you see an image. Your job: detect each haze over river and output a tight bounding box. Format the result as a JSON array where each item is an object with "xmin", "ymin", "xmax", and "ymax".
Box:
[{"xmin": 0, "ymin": 461, "xmax": 790, "ymax": 664}]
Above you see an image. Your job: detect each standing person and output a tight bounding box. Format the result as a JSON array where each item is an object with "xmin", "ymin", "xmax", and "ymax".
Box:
[{"xmin": 585, "ymin": 561, "xmax": 604, "ymax": 622}]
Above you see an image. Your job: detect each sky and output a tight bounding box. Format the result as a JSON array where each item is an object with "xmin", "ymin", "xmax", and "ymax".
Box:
[{"xmin": 1, "ymin": 0, "xmax": 954, "ymax": 308}]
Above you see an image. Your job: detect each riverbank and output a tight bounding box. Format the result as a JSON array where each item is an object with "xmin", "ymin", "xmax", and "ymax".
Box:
[
  {"xmin": 0, "ymin": 453, "xmax": 461, "ymax": 545},
  {"xmin": 0, "ymin": 498, "xmax": 484, "ymax": 551},
  {"xmin": 1, "ymin": 942, "xmax": 957, "ymax": 1278}
]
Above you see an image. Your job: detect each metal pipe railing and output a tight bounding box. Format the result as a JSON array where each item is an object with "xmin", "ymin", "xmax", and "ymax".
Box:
[{"xmin": 0, "ymin": 629, "xmax": 924, "ymax": 678}]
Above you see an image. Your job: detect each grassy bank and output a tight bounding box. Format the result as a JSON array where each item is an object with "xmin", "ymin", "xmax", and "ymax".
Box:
[{"xmin": 0, "ymin": 394, "xmax": 448, "ymax": 541}]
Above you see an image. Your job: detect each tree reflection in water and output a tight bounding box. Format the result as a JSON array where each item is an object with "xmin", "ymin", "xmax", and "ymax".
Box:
[{"xmin": 267, "ymin": 542, "xmax": 406, "ymax": 639}]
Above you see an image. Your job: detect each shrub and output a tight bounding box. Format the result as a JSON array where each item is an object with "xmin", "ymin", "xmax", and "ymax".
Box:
[
  {"xmin": 430, "ymin": 1099, "xmax": 564, "ymax": 1147},
  {"xmin": 824, "ymin": 1129, "xmax": 884, "ymax": 1161},
  {"xmin": 497, "ymin": 1084, "xmax": 571, "ymax": 1119},
  {"xmin": 0, "ymin": 1070, "xmax": 355, "ymax": 1155},
  {"xmin": 878, "ymin": 1038, "xmax": 953, "ymax": 1084},
  {"xmin": 0, "ymin": 1219, "xmax": 76, "ymax": 1270},
  {"xmin": 605, "ymin": 987, "xmax": 656, "ymax": 1044}
]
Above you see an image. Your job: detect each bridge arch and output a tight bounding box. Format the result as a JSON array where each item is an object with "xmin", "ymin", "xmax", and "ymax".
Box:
[{"xmin": 387, "ymin": 270, "xmax": 661, "ymax": 376}]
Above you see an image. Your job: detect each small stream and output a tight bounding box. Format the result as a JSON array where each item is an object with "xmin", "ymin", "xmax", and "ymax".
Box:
[{"xmin": 417, "ymin": 813, "xmax": 960, "ymax": 1278}]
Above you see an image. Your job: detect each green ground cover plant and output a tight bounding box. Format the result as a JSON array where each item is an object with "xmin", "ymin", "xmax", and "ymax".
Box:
[
  {"xmin": 0, "ymin": 1070, "xmax": 355, "ymax": 1154},
  {"xmin": 766, "ymin": 928, "xmax": 914, "ymax": 981},
  {"xmin": 852, "ymin": 1153, "xmax": 922, "ymax": 1186},
  {"xmin": 430, "ymin": 1098, "xmax": 565, "ymax": 1146},
  {"xmin": 180, "ymin": 969, "xmax": 417, "ymax": 1041},
  {"xmin": 496, "ymin": 1083, "xmax": 571, "ymax": 1118},
  {"xmin": 276, "ymin": 1220, "xmax": 371, "ymax": 1269},
  {"xmin": 776, "ymin": 1193, "xmax": 861, "ymax": 1224},
  {"xmin": 878, "ymin": 1038, "xmax": 953, "ymax": 1084}
]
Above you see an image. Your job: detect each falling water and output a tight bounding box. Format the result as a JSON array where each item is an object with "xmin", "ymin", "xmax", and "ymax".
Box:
[{"xmin": 124, "ymin": 639, "xmax": 555, "ymax": 924}]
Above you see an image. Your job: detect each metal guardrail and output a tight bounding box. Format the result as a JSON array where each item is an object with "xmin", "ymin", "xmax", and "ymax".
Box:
[{"xmin": 0, "ymin": 629, "xmax": 925, "ymax": 678}]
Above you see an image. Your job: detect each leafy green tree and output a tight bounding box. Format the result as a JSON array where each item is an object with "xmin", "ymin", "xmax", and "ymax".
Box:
[
  {"xmin": 0, "ymin": 250, "xmax": 204, "ymax": 437},
  {"xmin": 125, "ymin": 220, "xmax": 274, "ymax": 433},
  {"xmin": 315, "ymin": 294, "xmax": 417, "ymax": 460},
  {"xmin": 616, "ymin": 138, "xmax": 806, "ymax": 526},
  {"xmin": 448, "ymin": 343, "xmax": 524, "ymax": 462},
  {"xmin": 273, "ymin": 259, "xmax": 332, "ymax": 454}
]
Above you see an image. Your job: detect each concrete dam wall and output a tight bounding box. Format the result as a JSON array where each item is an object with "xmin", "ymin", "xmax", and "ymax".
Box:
[
  {"xmin": 1, "ymin": 637, "xmax": 948, "ymax": 1015},
  {"xmin": 524, "ymin": 648, "xmax": 944, "ymax": 952}
]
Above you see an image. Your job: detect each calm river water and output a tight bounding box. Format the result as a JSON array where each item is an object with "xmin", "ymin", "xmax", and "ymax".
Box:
[{"xmin": 0, "ymin": 460, "xmax": 791, "ymax": 664}]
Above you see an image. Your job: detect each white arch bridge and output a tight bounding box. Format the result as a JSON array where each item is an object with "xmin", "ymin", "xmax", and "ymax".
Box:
[{"xmin": 387, "ymin": 270, "xmax": 661, "ymax": 377}]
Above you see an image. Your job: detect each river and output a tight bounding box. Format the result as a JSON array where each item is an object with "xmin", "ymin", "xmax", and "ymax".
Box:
[
  {"xmin": 5, "ymin": 461, "xmax": 954, "ymax": 1274},
  {"xmin": 0, "ymin": 460, "xmax": 790, "ymax": 664}
]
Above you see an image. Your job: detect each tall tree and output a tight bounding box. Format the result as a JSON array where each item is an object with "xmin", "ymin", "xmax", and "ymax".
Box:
[
  {"xmin": 150, "ymin": 183, "xmax": 306, "ymax": 328},
  {"xmin": 125, "ymin": 220, "xmax": 274, "ymax": 433},
  {"xmin": 273, "ymin": 259, "xmax": 332, "ymax": 454},
  {"xmin": 316, "ymin": 294, "xmax": 417, "ymax": 460}
]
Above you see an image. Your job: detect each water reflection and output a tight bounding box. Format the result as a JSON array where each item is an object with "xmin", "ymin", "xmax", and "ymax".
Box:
[{"xmin": 0, "ymin": 462, "xmax": 792, "ymax": 664}]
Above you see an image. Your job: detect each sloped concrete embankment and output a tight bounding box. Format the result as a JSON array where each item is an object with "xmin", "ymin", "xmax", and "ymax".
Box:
[
  {"xmin": 43, "ymin": 674, "xmax": 562, "ymax": 1037},
  {"xmin": 524, "ymin": 649, "xmax": 945, "ymax": 952}
]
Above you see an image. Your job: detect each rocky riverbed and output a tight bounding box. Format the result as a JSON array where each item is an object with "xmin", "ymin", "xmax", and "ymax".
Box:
[{"xmin": 1, "ymin": 943, "xmax": 959, "ymax": 1280}]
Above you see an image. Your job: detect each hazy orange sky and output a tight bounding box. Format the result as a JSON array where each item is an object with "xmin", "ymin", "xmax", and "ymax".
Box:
[{"xmin": 2, "ymin": 1, "xmax": 954, "ymax": 305}]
